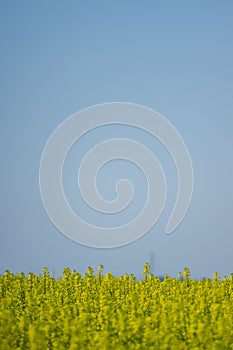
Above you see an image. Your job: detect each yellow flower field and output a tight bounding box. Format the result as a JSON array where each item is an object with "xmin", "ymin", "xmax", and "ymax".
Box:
[{"xmin": 0, "ymin": 264, "xmax": 233, "ymax": 349}]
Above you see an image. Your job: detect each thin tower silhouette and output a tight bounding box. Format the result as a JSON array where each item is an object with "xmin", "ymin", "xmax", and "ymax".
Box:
[{"xmin": 149, "ymin": 250, "xmax": 155, "ymax": 275}]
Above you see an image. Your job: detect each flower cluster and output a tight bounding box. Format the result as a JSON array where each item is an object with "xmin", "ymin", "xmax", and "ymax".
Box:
[{"xmin": 0, "ymin": 266, "xmax": 233, "ymax": 349}]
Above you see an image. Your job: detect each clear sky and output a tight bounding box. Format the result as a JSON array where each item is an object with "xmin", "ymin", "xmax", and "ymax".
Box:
[{"xmin": 1, "ymin": 1, "xmax": 233, "ymax": 278}]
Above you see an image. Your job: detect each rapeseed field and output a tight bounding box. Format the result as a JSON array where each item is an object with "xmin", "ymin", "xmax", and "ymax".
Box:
[{"xmin": 0, "ymin": 264, "xmax": 232, "ymax": 349}]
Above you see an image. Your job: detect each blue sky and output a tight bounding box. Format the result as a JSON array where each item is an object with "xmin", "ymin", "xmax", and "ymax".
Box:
[{"xmin": 1, "ymin": 1, "xmax": 233, "ymax": 278}]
